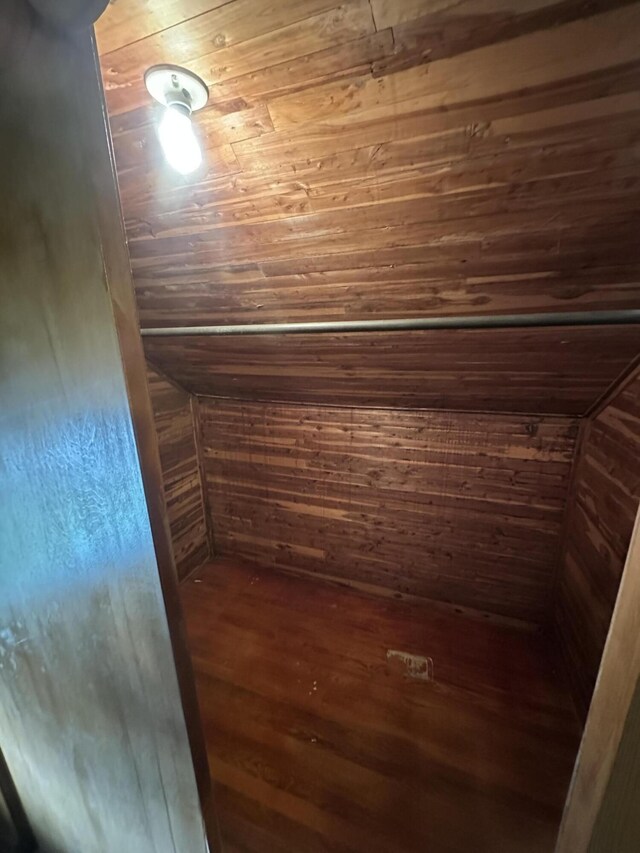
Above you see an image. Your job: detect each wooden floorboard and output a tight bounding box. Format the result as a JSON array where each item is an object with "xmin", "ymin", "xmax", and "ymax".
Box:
[{"xmin": 181, "ymin": 558, "xmax": 580, "ymax": 852}]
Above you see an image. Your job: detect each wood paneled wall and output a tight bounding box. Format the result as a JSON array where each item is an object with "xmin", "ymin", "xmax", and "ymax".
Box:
[
  {"xmin": 556, "ymin": 369, "xmax": 640, "ymax": 719},
  {"xmin": 147, "ymin": 365, "xmax": 211, "ymax": 579},
  {"xmin": 96, "ymin": 1, "xmax": 640, "ymax": 332},
  {"xmin": 100, "ymin": 0, "xmax": 640, "ymax": 422},
  {"xmin": 0, "ymin": 10, "xmax": 209, "ymax": 849},
  {"xmin": 557, "ymin": 509, "xmax": 640, "ymax": 852},
  {"xmin": 144, "ymin": 325, "xmax": 640, "ymax": 416},
  {"xmin": 199, "ymin": 398, "xmax": 577, "ymax": 625}
]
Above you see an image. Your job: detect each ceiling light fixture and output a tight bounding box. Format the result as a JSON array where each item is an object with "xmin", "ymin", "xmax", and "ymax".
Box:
[{"xmin": 144, "ymin": 64, "xmax": 209, "ymax": 175}]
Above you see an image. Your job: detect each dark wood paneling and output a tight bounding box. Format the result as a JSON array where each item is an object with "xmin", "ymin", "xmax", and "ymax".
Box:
[
  {"xmin": 96, "ymin": 2, "xmax": 640, "ymax": 329},
  {"xmin": 144, "ymin": 325, "xmax": 640, "ymax": 415},
  {"xmin": 556, "ymin": 369, "xmax": 640, "ymax": 719},
  {"xmin": 0, "ymin": 11, "xmax": 209, "ymax": 851},
  {"xmin": 199, "ymin": 399, "xmax": 577, "ymax": 624},
  {"xmin": 147, "ymin": 365, "xmax": 210, "ymax": 579},
  {"xmin": 182, "ymin": 558, "xmax": 580, "ymax": 852},
  {"xmin": 557, "ymin": 508, "xmax": 640, "ymax": 853},
  {"xmin": 134, "ymin": 266, "xmax": 640, "ymax": 330}
]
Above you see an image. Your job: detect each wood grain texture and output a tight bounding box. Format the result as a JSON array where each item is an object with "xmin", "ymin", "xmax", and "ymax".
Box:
[
  {"xmin": 0, "ymin": 15, "xmax": 208, "ymax": 851},
  {"xmin": 557, "ymin": 508, "xmax": 640, "ymax": 852},
  {"xmin": 144, "ymin": 325, "xmax": 640, "ymax": 415},
  {"xmin": 182, "ymin": 558, "xmax": 581, "ymax": 852},
  {"xmin": 556, "ymin": 368, "xmax": 640, "ymax": 719},
  {"xmin": 95, "ymin": 1, "xmax": 640, "ymax": 334},
  {"xmin": 94, "ymin": 25, "xmax": 215, "ymax": 826},
  {"xmin": 198, "ymin": 398, "xmax": 577, "ymax": 624},
  {"xmin": 147, "ymin": 364, "xmax": 211, "ymax": 579}
]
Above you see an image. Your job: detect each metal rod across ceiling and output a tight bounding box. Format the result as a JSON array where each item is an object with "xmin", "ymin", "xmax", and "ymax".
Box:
[{"xmin": 141, "ymin": 309, "xmax": 640, "ymax": 337}]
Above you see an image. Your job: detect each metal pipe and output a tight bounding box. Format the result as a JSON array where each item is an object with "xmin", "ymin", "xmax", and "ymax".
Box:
[{"xmin": 141, "ymin": 309, "xmax": 640, "ymax": 337}]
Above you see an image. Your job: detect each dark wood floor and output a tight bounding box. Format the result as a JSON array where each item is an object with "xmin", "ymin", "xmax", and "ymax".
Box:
[{"xmin": 181, "ymin": 559, "xmax": 580, "ymax": 853}]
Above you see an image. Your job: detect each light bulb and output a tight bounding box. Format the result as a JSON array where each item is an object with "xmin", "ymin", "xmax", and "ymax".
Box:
[{"xmin": 157, "ymin": 104, "xmax": 202, "ymax": 175}]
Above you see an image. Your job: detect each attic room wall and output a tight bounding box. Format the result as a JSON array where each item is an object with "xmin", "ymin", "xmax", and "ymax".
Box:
[
  {"xmin": 146, "ymin": 365, "xmax": 211, "ymax": 579},
  {"xmin": 556, "ymin": 367, "xmax": 640, "ymax": 720},
  {"xmin": 143, "ymin": 327, "xmax": 640, "ymax": 415},
  {"xmin": 95, "ymin": 0, "xmax": 640, "ymax": 634},
  {"xmin": 198, "ymin": 398, "xmax": 578, "ymax": 626},
  {"xmin": 99, "ymin": 1, "xmax": 640, "ymax": 336}
]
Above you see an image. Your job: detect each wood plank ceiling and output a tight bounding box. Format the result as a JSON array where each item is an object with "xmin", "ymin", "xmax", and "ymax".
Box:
[
  {"xmin": 143, "ymin": 326, "xmax": 640, "ymax": 414},
  {"xmin": 96, "ymin": 0, "xmax": 640, "ymax": 413}
]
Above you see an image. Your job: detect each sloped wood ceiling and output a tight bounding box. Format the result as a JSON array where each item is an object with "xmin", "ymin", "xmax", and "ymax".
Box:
[
  {"xmin": 96, "ymin": 0, "xmax": 640, "ymax": 412},
  {"xmin": 143, "ymin": 326, "xmax": 640, "ymax": 414}
]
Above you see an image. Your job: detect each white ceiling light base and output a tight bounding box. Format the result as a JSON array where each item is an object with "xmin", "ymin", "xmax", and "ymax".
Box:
[
  {"xmin": 144, "ymin": 65, "xmax": 209, "ymax": 175},
  {"xmin": 144, "ymin": 64, "xmax": 209, "ymax": 113}
]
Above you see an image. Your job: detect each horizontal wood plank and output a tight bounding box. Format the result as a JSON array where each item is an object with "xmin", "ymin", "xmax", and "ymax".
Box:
[
  {"xmin": 134, "ymin": 265, "xmax": 640, "ymax": 328},
  {"xmin": 370, "ymin": 0, "xmax": 560, "ymax": 31},
  {"xmin": 96, "ymin": 1, "xmax": 640, "ymax": 347},
  {"xmin": 182, "ymin": 558, "xmax": 581, "ymax": 851},
  {"xmin": 198, "ymin": 398, "xmax": 577, "ymax": 623},
  {"xmin": 267, "ymin": 6, "xmax": 640, "ymax": 129},
  {"xmin": 99, "ymin": 0, "xmax": 350, "ymax": 115},
  {"xmin": 556, "ymin": 368, "xmax": 640, "ymax": 718},
  {"xmin": 147, "ymin": 364, "xmax": 210, "ymax": 578},
  {"xmin": 98, "ymin": 0, "xmax": 640, "ymax": 415},
  {"xmin": 95, "ymin": 0, "xmax": 228, "ymax": 55},
  {"xmin": 143, "ymin": 326, "xmax": 640, "ymax": 416}
]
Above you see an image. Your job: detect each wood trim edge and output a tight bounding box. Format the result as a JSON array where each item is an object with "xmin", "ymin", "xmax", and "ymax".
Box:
[
  {"xmin": 87, "ymin": 32, "xmax": 216, "ymax": 847},
  {"xmin": 191, "ymin": 394, "xmax": 217, "ymax": 563},
  {"xmin": 549, "ymin": 418, "xmax": 587, "ymax": 627},
  {"xmin": 556, "ymin": 505, "xmax": 640, "ymax": 852},
  {"xmin": 146, "ymin": 356, "xmax": 194, "ymax": 397},
  {"xmin": 584, "ymin": 355, "xmax": 640, "ymax": 420},
  {"xmin": 192, "ymin": 392, "xmax": 585, "ymax": 420}
]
